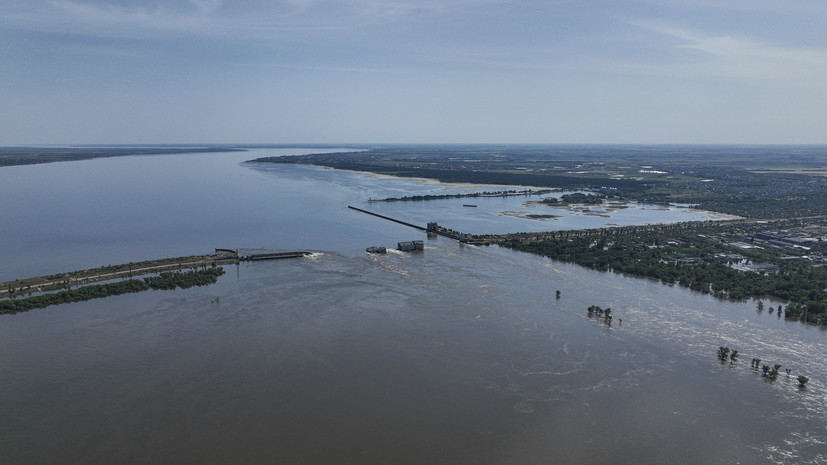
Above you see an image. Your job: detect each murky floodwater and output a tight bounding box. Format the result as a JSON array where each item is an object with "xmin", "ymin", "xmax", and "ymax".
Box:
[{"xmin": 0, "ymin": 148, "xmax": 824, "ymax": 464}]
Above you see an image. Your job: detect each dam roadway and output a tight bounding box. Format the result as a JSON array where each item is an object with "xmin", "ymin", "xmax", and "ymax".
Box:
[{"xmin": 1, "ymin": 250, "xmax": 311, "ymax": 298}]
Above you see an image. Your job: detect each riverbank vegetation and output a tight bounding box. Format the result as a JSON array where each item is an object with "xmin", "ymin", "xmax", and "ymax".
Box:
[
  {"xmin": 0, "ymin": 268, "xmax": 225, "ymax": 314},
  {"xmin": 499, "ymin": 219, "xmax": 827, "ymax": 326}
]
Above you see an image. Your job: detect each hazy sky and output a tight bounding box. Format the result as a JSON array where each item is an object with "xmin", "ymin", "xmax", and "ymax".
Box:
[{"xmin": 2, "ymin": 0, "xmax": 826, "ymax": 144}]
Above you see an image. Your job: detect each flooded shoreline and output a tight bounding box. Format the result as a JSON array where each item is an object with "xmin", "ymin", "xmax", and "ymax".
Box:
[
  {"xmin": 2, "ymin": 243, "xmax": 824, "ymax": 464},
  {"xmin": 0, "ymin": 149, "xmax": 824, "ymax": 464}
]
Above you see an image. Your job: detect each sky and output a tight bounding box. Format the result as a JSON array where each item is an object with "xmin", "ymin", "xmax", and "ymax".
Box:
[{"xmin": 2, "ymin": 0, "xmax": 827, "ymax": 144}]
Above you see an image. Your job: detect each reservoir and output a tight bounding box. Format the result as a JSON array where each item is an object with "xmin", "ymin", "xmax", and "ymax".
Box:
[{"xmin": 0, "ymin": 148, "xmax": 825, "ymax": 464}]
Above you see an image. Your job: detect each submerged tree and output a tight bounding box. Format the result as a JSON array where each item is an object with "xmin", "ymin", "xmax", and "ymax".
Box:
[
  {"xmin": 797, "ymin": 375, "xmax": 809, "ymax": 387},
  {"xmin": 586, "ymin": 305, "xmax": 615, "ymax": 326},
  {"xmin": 587, "ymin": 305, "xmax": 604, "ymax": 316},
  {"xmin": 762, "ymin": 364, "xmax": 782, "ymax": 380}
]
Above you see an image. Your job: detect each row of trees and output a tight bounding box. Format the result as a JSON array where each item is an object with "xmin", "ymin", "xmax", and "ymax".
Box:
[
  {"xmin": 373, "ymin": 189, "xmax": 553, "ymax": 202},
  {"xmin": 696, "ymin": 195, "xmax": 827, "ymax": 219},
  {"xmin": 544, "ymin": 193, "xmax": 606, "ymax": 205},
  {"xmin": 0, "ymin": 267, "xmax": 226, "ymax": 315},
  {"xmin": 718, "ymin": 346, "xmax": 809, "ymax": 388},
  {"xmin": 587, "ymin": 305, "xmax": 616, "ymax": 325},
  {"xmin": 143, "ymin": 268, "xmax": 226, "ymax": 290}
]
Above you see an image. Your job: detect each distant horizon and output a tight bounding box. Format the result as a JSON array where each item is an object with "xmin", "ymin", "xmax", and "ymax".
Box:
[
  {"xmin": 3, "ymin": 1, "xmax": 827, "ymax": 145},
  {"xmin": 5, "ymin": 142, "xmax": 827, "ymax": 148}
]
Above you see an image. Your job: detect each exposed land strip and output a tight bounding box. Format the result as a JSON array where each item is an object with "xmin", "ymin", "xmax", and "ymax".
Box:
[
  {"xmin": 1, "ymin": 268, "xmax": 227, "ymax": 315},
  {"xmin": 2, "ymin": 253, "xmax": 239, "ymax": 298},
  {"xmin": 370, "ymin": 189, "xmax": 556, "ymax": 202},
  {"xmin": 0, "ymin": 146, "xmax": 243, "ymax": 167}
]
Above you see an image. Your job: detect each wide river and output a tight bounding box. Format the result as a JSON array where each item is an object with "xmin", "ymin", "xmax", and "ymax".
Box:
[{"xmin": 0, "ymin": 148, "xmax": 825, "ymax": 464}]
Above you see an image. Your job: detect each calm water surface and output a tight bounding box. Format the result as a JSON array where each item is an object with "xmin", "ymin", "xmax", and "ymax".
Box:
[{"xmin": 0, "ymin": 149, "xmax": 825, "ymax": 464}]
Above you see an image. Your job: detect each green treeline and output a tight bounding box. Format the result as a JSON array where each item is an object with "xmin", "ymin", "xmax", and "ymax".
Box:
[
  {"xmin": 375, "ymin": 189, "xmax": 553, "ymax": 202},
  {"xmin": 561, "ymin": 193, "xmax": 605, "ymax": 204},
  {"xmin": 501, "ymin": 231, "xmax": 827, "ymax": 325},
  {"xmin": 143, "ymin": 267, "xmax": 225, "ymax": 290},
  {"xmin": 0, "ymin": 267, "xmax": 225, "ymax": 315},
  {"xmin": 694, "ymin": 196, "xmax": 827, "ymax": 219},
  {"xmin": 544, "ymin": 193, "xmax": 606, "ymax": 205}
]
